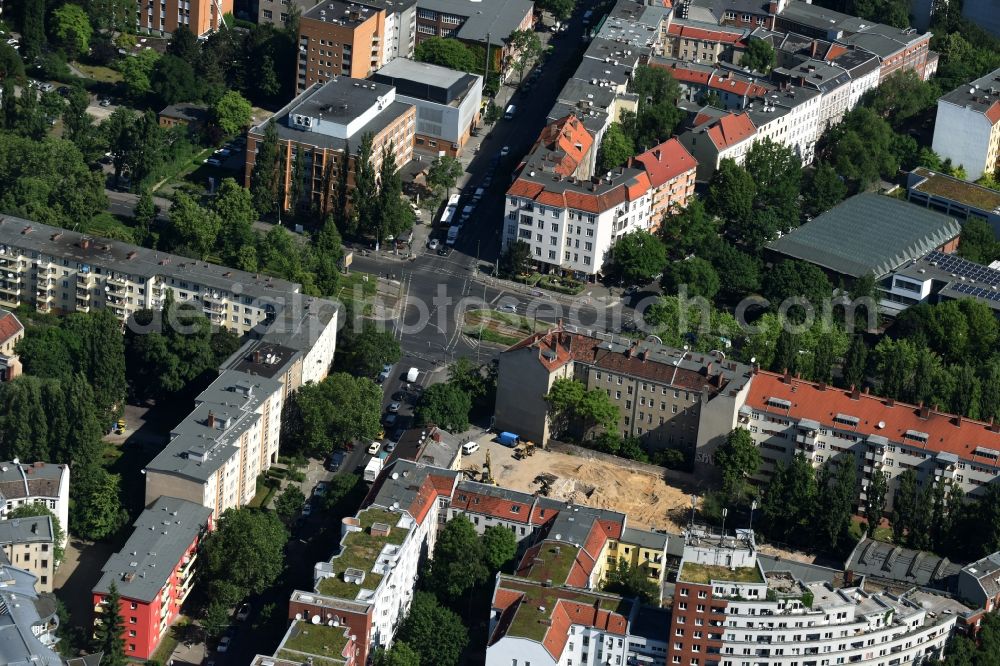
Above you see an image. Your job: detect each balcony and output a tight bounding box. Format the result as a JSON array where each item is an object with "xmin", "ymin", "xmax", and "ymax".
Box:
[
  {"xmin": 76, "ymin": 272, "xmax": 95, "ymax": 286},
  {"xmin": 36, "ymin": 289, "xmax": 54, "ymax": 302},
  {"xmin": 76, "ymin": 289, "xmax": 91, "ymax": 300}
]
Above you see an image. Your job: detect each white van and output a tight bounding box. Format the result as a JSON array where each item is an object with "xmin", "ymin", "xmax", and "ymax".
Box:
[
  {"xmin": 462, "ymin": 441, "xmax": 480, "ymax": 455},
  {"xmin": 406, "ymin": 367, "xmax": 419, "ymax": 383},
  {"xmin": 504, "ymin": 104, "xmax": 517, "ymax": 120}
]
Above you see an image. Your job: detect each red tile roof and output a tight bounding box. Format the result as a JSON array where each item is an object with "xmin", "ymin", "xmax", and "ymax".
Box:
[
  {"xmin": 534, "ymin": 115, "xmax": 595, "ymax": 177},
  {"xmin": 707, "ymin": 113, "xmax": 756, "ymax": 149},
  {"xmin": 0, "ymin": 311, "xmax": 23, "ymax": 346},
  {"xmin": 451, "ymin": 489, "xmax": 534, "ymax": 524},
  {"xmin": 667, "ymin": 23, "xmax": 744, "ymax": 44},
  {"xmin": 747, "ymin": 371, "xmax": 1000, "ymax": 462},
  {"xmin": 544, "ymin": 600, "xmax": 628, "ymax": 658},
  {"xmin": 405, "ymin": 472, "xmax": 457, "ymax": 525},
  {"xmin": 987, "ymin": 101, "xmax": 1000, "ymax": 125},
  {"xmin": 632, "ymin": 138, "xmax": 697, "ymax": 188}
]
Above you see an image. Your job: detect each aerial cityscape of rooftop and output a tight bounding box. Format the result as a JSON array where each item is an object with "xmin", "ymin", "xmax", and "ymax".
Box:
[{"xmin": 4, "ymin": 0, "xmax": 1000, "ymax": 664}]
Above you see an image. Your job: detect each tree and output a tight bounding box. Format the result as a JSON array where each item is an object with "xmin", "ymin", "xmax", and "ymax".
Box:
[
  {"xmin": 167, "ymin": 192, "xmax": 222, "ymax": 258},
  {"xmin": 602, "ymin": 561, "xmax": 660, "ymax": 604},
  {"xmin": 509, "ymin": 29, "xmax": 543, "ymax": 82},
  {"xmin": 608, "ymin": 231, "xmax": 668, "ymax": 285},
  {"xmin": 199, "ymin": 507, "xmax": 288, "ymax": 599},
  {"xmin": 482, "ymin": 524, "xmax": 518, "ymax": 571},
  {"xmin": 598, "ymin": 122, "xmax": 635, "ymax": 172},
  {"xmin": 625, "ymin": 66, "xmax": 683, "ymax": 149},
  {"xmin": 93, "ymin": 582, "xmax": 126, "ymax": 665},
  {"xmin": 251, "ymin": 120, "xmax": 281, "ymax": 216},
  {"xmin": 202, "ymin": 599, "xmax": 232, "ymax": 642},
  {"xmin": 813, "ymin": 455, "xmax": 857, "ymax": 552},
  {"xmin": 9, "ymin": 502, "xmax": 65, "ymax": 563},
  {"xmin": 841, "ymin": 334, "xmax": 868, "ymax": 389},
  {"xmin": 273, "ymin": 486, "xmax": 306, "ymax": 527},
  {"xmin": 743, "ymin": 138, "xmax": 802, "ymax": 232},
  {"xmin": 661, "ymin": 257, "xmax": 720, "ymax": 300},
  {"xmin": 167, "ymin": 26, "xmax": 201, "ymax": 67},
  {"xmin": 373, "ymin": 642, "xmax": 421, "ymax": 666},
  {"xmin": 374, "ymin": 141, "xmax": 413, "ymax": 242},
  {"xmin": 19, "ymin": 0, "xmax": 46, "ymax": 62},
  {"xmin": 498, "ymin": 240, "xmax": 532, "ymax": 278},
  {"xmin": 415, "ymin": 383, "xmax": 472, "ymax": 432},
  {"xmin": 706, "ymin": 241, "xmax": 761, "ymax": 298},
  {"xmin": 151, "ymin": 54, "xmax": 200, "ymax": 106},
  {"xmin": 706, "ymin": 159, "xmax": 756, "ymax": 223},
  {"xmin": 426, "ymin": 516, "xmax": 488, "ymax": 601},
  {"xmin": 70, "ymin": 467, "xmax": 128, "ymax": 541},
  {"xmin": 890, "ymin": 468, "xmax": 919, "ymax": 543},
  {"xmin": 536, "ymin": 0, "xmax": 576, "ymax": 19},
  {"xmin": 762, "ymin": 260, "xmax": 833, "ymax": 313},
  {"xmin": 352, "ymin": 134, "xmax": 378, "ymax": 237},
  {"xmin": 741, "ymin": 38, "xmax": 775, "ymax": 73},
  {"xmin": 426, "ymin": 155, "xmax": 464, "ymax": 196},
  {"xmin": 0, "ymin": 43, "xmax": 25, "ymax": 81},
  {"xmin": 803, "ymin": 163, "xmax": 847, "ymax": 217},
  {"xmin": 760, "ymin": 454, "xmax": 816, "ymax": 543},
  {"xmin": 714, "ymin": 428, "xmax": 761, "ymax": 503},
  {"xmin": 119, "ymin": 48, "xmax": 161, "ymax": 100},
  {"xmin": 281, "ymin": 373, "xmax": 383, "ymax": 456},
  {"xmin": 415, "ymin": 37, "xmax": 479, "ymax": 73},
  {"xmin": 336, "ymin": 322, "xmax": 401, "ymax": 377},
  {"xmin": 545, "ymin": 378, "xmax": 586, "ymax": 438},
  {"xmin": 397, "ymin": 592, "xmax": 468, "ymax": 666},
  {"xmin": 52, "ymin": 4, "xmax": 92, "ymax": 58},
  {"xmin": 861, "ymin": 70, "xmax": 937, "ymax": 126},
  {"xmin": 213, "ymin": 178, "xmax": 257, "ymax": 264},
  {"xmin": 213, "ymin": 90, "xmax": 253, "ymax": 135},
  {"xmin": 822, "ymin": 107, "xmax": 906, "ymax": 190},
  {"xmin": 576, "ymin": 388, "xmax": 620, "ymax": 440},
  {"xmin": 957, "ymin": 217, "xmax": 999, "ymax": 264},
  {"xmin": 863, "ymin": 470, "xmax": 888, "ymax": 535}
]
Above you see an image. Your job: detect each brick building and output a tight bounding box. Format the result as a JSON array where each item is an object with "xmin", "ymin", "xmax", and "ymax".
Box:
[{"xmin": 136, "ymin": 0, "xmax": 230, "ymax": 36}]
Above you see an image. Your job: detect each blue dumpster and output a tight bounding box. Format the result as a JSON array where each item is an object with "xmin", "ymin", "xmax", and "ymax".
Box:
[{"xmin": 498, "ymin": 432, "xmax": 520, "ymax": 447}]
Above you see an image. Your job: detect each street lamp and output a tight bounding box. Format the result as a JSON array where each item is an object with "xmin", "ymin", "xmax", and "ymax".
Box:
[{"xmin": 749, "ymin": 499, "xmax": 757, "ymax": 534}]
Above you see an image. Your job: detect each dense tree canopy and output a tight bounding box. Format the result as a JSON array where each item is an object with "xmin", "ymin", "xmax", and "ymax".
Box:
[
  {"xmin": 415, "ymin": 37, "xmax": 479, "ymax": 73},
  {"xmin": 607, "ymin": 231, "xmax": 668, "ymax": 285},
  {"xmin": 282, "ymin": 373, "xmax": 383, "ymax": 457},
  {"xmin": 714, "ymin": 428, "xmax": 761, "ymax": 503},
  {"xmin": 397, "ymin": 592, "xmax": 468, "ymax": 666},
  {"xmin": 415, "ymin": 383, "xmax": 472, "ymax": 432},
  {"xmin": 741, "ymin": 38, "xmax": 776, "ymax": 73},
  {"xmin": 199, "ymin": 508, "xmax": 288, "ymax": 604}
]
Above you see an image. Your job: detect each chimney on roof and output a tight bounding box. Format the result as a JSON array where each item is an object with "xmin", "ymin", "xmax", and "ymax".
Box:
[
  {"xmin": 81, "ymin": 238, "xmax": 91, "ymax": 250},
  {"xmin": 885, "ymin": 397, "xmax": 894, "ymax": 407},
  {"xmin": 782, "ymin": 368, "xmax": 791, "ymax": 384},
  {"xmin": 990, "ymin": 418, "xmax": 1000, "ymax": 433},
  {"xmin": 918, "ymin": 403, "xmax": 929, "ymax": 419},
  {"xmin": 850, "ymin": 385, "xmax": 860, "ymax": 400},
  {"xmin": 207, "ymin": 411, "xmax": 216, "ymax": 429},
  {"xmin": 952, "ymin": 415, "xmax": 962, "ymax": 427},
  {"xmin": 817, "ymin": 382, "xmax": 826, "ymax": 391},
  {"xmin": 654, "ymin": 149, "xmax": 662, "ymax": 161}
]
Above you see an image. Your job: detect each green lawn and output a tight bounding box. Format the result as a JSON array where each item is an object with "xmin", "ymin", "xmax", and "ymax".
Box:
[
  {"xmin": 501, "ymin": 577, "xmax": 630, "ymax": 643},
  {"xmin": 82, "ymin": 213, "xmax": 138, "ymax": 244},
  {"xmin": 462, "ymin": 308, "xmax": 552, "ymax": 346},
  {"xmin": 679, "ymin": 562, "xmax": 764, "ymax": 585},
  {"xmin": 149, "ymin": 617, "xmax": 186, "ymax": 664},
  {"xmin": 277, "ymin": 621, "xmax": 349, "ymax": 663},
  {"xmin": 72, "ymin": 62, "xmax": 123, "ymax": 83},
  {"xmin": 334, "ymin": 270, "xmax": 378, "ymax": 316}
]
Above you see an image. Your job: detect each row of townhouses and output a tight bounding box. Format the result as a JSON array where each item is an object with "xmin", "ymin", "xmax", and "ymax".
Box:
[{"xmin": 501, "ymin": 0, "xmax": 939, "ymax": 279}]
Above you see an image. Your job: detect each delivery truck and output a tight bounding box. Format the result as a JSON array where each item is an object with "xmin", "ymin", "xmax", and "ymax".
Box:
[{"xmin": 364, "ymin": 456, "xmax": 384, "ymax": 483}]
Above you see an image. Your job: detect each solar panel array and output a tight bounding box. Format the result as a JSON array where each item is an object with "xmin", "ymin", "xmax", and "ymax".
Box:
[
  {"xmin": 949, "ymin": 282, "xmax": 1000, "ymax": 303},
  {"xmin": 925, "ymin": 250, "xmax": 1000, "ymax": 286}
]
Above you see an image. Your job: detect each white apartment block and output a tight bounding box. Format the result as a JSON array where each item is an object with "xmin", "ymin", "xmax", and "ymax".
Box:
[
  {"xmin": 0, "ymin": 216, "xmax": 299, "ymax": 336},
  {"xmin": 932, "ymin": 68, "xmax": 1000, "ymax": 180},
  {"xmin": 670, "ymin": 527, "xmax": 967, "ymax": 666},
  {"xmin": 748, "ymin": 85, "xmax": 822, "ymax": 165},
  {"xmin": 144, "ymin": 370, "xmax": 285, "ymax": 517},
  {"xmin": 727, "ymin": 370, "xmax": 1000, "ymax": 514},
  {"xmin": 0, "ymin": 461, "xmax": 69, "ymax": 549}
]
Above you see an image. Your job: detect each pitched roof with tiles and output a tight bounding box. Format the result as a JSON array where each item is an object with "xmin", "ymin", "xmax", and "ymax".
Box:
[
  {"xmin": 0, "ymin": 310, "xmax": 23, "ymax": 346},
  {"xmin": 533, "ymin": 115, "xmax": 595, "ymax": 177},
  {"xmin": 632, "ymin": 138, "xmax": 697, "ymax": 188},
  {"xmin": 707, "ymin": 112, "xmax": 757, "ymax": 149},
  {"xmin": 747, "ymin": 370, "xmax": 1000, "ymax": 464},
  {"xmin": 365, "ymin": 459, "xmax": 460, "ymax": 525},
  {"xmin": 667, "ymin": 21, "xmax": 746, "ymax": 44}
]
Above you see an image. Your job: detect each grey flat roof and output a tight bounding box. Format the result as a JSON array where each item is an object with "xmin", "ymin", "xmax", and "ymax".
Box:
[
  {"xmin": 93, "ymin": 497, "xmax": 212, "ymax": 603},
  {"xmin": 767, "ymin": 194, "xmax": 962, "ymax": 278},
  {"xmin": 0, "ymin": 215, "xmax": 299, "ymax": 300},
  {"xmin": 622, "ymin": 527, "xmax": 668, "ymax": 550},
  {"xmin": 0, "ymin": 565, "xmax": 61, "ymax": 666},
  {"xmin": 290, "ymin": 77, "xmax": 395, "ymax": 124},
  {"xmin": 938, "ymin": 67, "xmax": 1000, "ymax": 117},
  {"xmin": 758, "ymin": 554, "xmax": 841, "ymax": 584},
  {"xmin": 222, "ymin": 339, "xmax": 302, "ymax": 379},
  {"xmin": 0, "ymin": 517, "xmax": 53, "ymax": 546},
  {"xmin": 303, "ymin": 0, "xmax": 382, "ymax": 26},
  {"xmin": 159, "ymin": 103, "xmax": 208, "ymax": 122},
  {"xmin": 416, "ymin": 0, "xmax": 533, "ymax": 44},
  {"xmin": 374, "ymin": 57, "xmax": 469, "ymax": 90}
]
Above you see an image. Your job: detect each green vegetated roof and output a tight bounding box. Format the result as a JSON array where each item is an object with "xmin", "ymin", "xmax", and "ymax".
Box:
[
  {"xmin": 500, "ymin": 577, "xmax": 632, "ymax": 643},
  {"xmin": 522, "ymin": 542, "xmax": 580, "ymax": 586},
  {"xmin": 316, "ymin": 508, "xmax": 410, "ymax": 599},
  {"xmin": 912, "ymin": 168, "xmax": 1000, "ymax": 211},
  {"xmin": 276, "ymin": 649, "xmax": 342, "ymax": 666},
  {"xmin": 277, "ymin": 621, "xmax": 349, "ymax": 664},
  {"xmin": 678, "ymin": 561, "xmax": 764, "ymax": 585}
]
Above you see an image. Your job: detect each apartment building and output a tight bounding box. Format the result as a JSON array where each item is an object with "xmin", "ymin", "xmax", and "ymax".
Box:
[
  {"xmin": 931, "ymin": 68, "xmax": 1000, "ymax": 181},
  {"xmin": 0, "ymin": 216, "xmax": 300, "ymax": 336},
  {"xmin": 92, "ymin": 497, "xmax": 213, "ymax": 661},
  {"xmin": 746, "ymin": 84, "xmax": 822, "ymax": 164},
  {"xmin": 245, "ymin": 77, "xmax": 415, "ymax": 216},
  {"xmin": 737, "ymin": 369, "xmax": 1000, "ymax": 514},
  {"xmin": 0, "ymin": 517, "xmax": 55, "ymax": 592},
  {"xmin": 662, "ymin": 20, "xmax": 749, "ymax": 65},
  {"xmin": 136, "ymin": 0, "xmax": 230, "ymax": 36},
  {"xmin": 289, "ymin": 460, "xmax": 461, "ymax": 664},
  {"xmin": 370, "ymin": 58, "xmax": 483, "ymax": 156},
  {"xmin": 679, "ymin": 111, "xmax": 757, "ymax": 181},
  {"xmin": 0, "ymin": 460, "xmax": 69, "ymax": 550},
  {"xmin": 144, "ymin": 370, "xmax": 284, "ymax": 517},
  {"xmin": 297, "ymin": 1, "xmax": 392, "ymax": 88},
  {"xmin": 906, "ymin": 167, "xmax": 1000, "ymax": 237},
  {"xmin": 0, "ymin": 556, "xmax": 63, "ymax": 666},
  {"xmin": 413, "ymin": 0, "xmax": 534, "ymax": 73},
  {"xmin": 652, "ymin": 58, "xmax": 773, "ymax": 110},
  {"xmin": 253, "ymin": 620, "xmax": 359, "ymax": 665},
  {"xmin": 630, "ymin": 138, "xmax": 698, "ymax": 222},
  {"xmin": 668, "ymin": 526, "xmax": 967, "ymax": 666},
  {"xmin": 772, "ymin": 58, "xmax": 853, "ymax": 131},
  {"xmin": 0, "ymin": 308, "xmax": 22, "ymax": 381},
  {"xmin": 495, "ymin": 329, "xmax": 754, "ymax": 457}
]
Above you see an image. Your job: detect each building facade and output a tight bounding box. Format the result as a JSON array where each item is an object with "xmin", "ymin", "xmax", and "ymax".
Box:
[
  {"xmin": 0, "ymin": 516, "xmax": 55, "ymax": 592},
  {"xmin": 136, "ymin": 0, "xmax": 230, "ymax": 36},
  {"xmin": 0, "ymin": 308, "xmax": 22, "ymax": 381},
  {"xmin": 931, "ymin": 67, "xmax": 1000, "ymax": 181},
  {"xmin": 92, "ymin": 497, "xmax": 213, "ymax": 661},
  {"xmin": 413, "ymin": 0, "xmax": 534, "ymax": 74},
  {"xmin": 245, "ymin": 77, "xmax": 415, "ymax": 217},
  {"xmin": 0, "ymin": 460, "xmax": 69, "ymax": 550},
  {"xmin": 679, "ymin": 111, "xmax": 757, "ymax": 182},
  {"xmin": 631, "ymin": 138, "xmax": 698, "ymax": 222}
]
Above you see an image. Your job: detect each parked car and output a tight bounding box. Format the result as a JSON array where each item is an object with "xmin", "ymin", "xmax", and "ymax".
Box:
[
  {"xmin": 498, "ymin": 303, "xmax": 517, "ymax": 313},
  {"xmin": 39, "ymin": 82, "xmax": 55, "ymax": 92},
  {"xmin": 204, "ymin": 157, "xmax": 222, "ymax": 167},
  {"xmin": 313, "ymin": 481, "xmax": 329, "ymax": 497},
  {"xmin": 462, "ymin": 441, "xmax": 480, "ymax": 455},
  {"xmin": 391, "ymin": 390, "xmax": 407, "ymax": 402},
  {"xmin": 437, "ymin": 245, "xmax": 451, "ymax": 257},
  {"xmin": 327, "ymin": 450, "xmax": 346, "ymax": 471},
  {"xmin": 368, "ymin": 441, "xmax": 381, "ymax": 456},
  {"xmin": 236, "ymin": 603, "xmax": 251, "ymax": 622},
  {"xmin": 57, "ymin": 86, "xmax": 70, "ymax": 97},
  {"xmin": 388, "ymin": 402, "xmax": 401, "ymax": 413},
  {"xmin": 428, "ymin": 239, "xmax": 440, "ymax": 251},
  {"xmin": 500, "ymin": 146, "xmax": 511, "ymax": 157},
  {"xmin": 385, "ymin": 441, "xmax": 397, "ymax": 454},
  {"xmin": 99, "ymin": 98, "xmax": 112, "ymax": 107},
  {"xmin": 302, "ymin": 502, "xmax": 313, "ymax": 517},
  {"xmin": 217, "ymin": 636, "xmax": 232, "ymax": 653}
]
